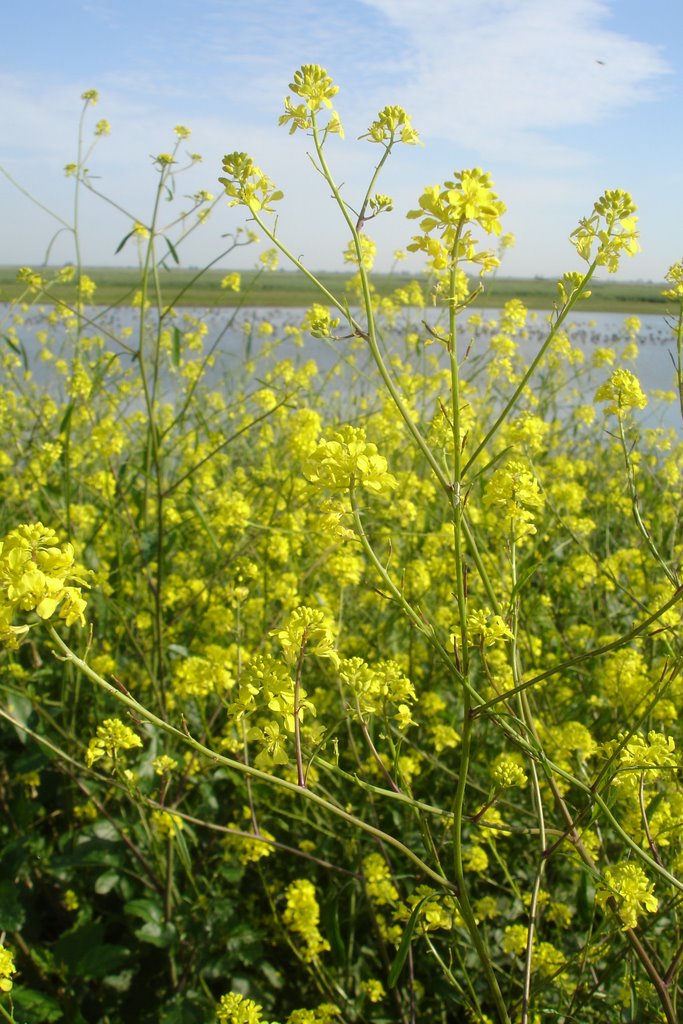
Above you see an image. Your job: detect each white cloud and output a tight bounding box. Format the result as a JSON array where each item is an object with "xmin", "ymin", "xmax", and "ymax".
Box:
[{"xmin": 357, "ymin": 0, "xmax": 669, "ymax": 164}]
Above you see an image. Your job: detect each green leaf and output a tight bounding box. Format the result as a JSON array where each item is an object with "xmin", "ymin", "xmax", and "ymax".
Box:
[
  {"xmin": 135, "ymin": 919, "xmax": 177, "ymax": 948},
  {"xmin": 94, "ymin": 869, "xmax": 120, "ymax": 895},
  {"xmin": 172, "ymin": 325, "xmax": 182, "ymax": 368},
  {"xmin": 160, "ymin": 993, "xmax": 209, "ymax": 1024},
  {"xmin": 53, "ymin": 922, "xmax": 129, "ymax": 979},
  {"xmin": 124, "ymin": 898, "xmax": 163, "ymax": 924},
  {"xmin": 0, "ymin": 879, "xmax": 25, "ymax": 930},
  {"xmin": 11, "ymin": 986, "xmax": 64, "ymax": 1023},
  {"xmin": 164, "ymin": 235, "xmax": 180, "ymax": 265},
  {"xmin": 3, "ymin": 691, "xmax": 35, "ymax": 742},
  {"xmin": 323, "ymin": 892, "xmax": 346, "ymax": 965},
  {"xmin": 2, "ymin": 333, "xmax": 29, "ymax": 372},
  {"xmin": 388, "ymin": 894, "xmax": 434, "ymax": 988},
  {"xmin": 59, "ymin": 401, "xmax": 74, "ymax": 434},
  {"xmin": 114, "ymin": 229, "xmax": 135, "ymax": 254},
  {"xmin": 173, "ymin": 824, "xmax": 195, "ymax": 881}
]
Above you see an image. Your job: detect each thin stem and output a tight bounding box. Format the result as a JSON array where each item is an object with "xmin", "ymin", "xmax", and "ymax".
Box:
[{"xmin": 47, "ymin": 626, "xmax": 455, "ymax": 891}]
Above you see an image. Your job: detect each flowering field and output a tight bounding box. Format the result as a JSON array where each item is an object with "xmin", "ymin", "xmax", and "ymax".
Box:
[{"xmin": 0, "ymin": 67, "xmax": 682, "ymax": 1024}]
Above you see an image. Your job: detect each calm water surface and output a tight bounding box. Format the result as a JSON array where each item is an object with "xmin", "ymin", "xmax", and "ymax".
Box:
[{"xmin": 2, "ymin": 304, "xmax": 680, "ymax": 432}]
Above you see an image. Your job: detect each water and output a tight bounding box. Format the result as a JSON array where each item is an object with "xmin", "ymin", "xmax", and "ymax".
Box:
[{"xmin": 1, "ymin": 304, "xmax": 681, "ymax": 433}]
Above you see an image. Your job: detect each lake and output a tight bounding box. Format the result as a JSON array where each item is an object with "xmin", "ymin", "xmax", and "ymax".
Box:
[{"xmin": 2, "ymin": 304, "xmax": 680, "ymax": 432}]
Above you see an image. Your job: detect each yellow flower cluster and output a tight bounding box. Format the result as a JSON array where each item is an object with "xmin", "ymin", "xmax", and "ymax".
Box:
[
  {"xmin": 364, "ymin": 105, "xmax": 420, "ymax": 146},
  {"xmin": 151, "ymin": 809, "xmax": 184, "ymax": 840},
  {"xmin": 0, "ymin": 522, "xmax": 88, "ymax": 648},
  {"xmin": 662, "ymin": 259, "xmax": 683, "ymax": 301},
  {"xmin": 452, "ymin": 609, "xmax": 513, "ymax": 651},
  {"xmin": 491, "ymin": 756, "xmax": 528, "ymax": 789},
  {"xmin": 407, "ymin": 169, "xmax": 505, "ymax": 276},
  {"xmin": 224, "ymin": 809, "xmax": 275, "ymax": 864},
  {"xmin": 0, "ymin": 943, "xmax": 15, "ymax": 993},
  {"xmin": 219, "ymin": 152, "xmax": 283, "ymax": 213},
  {"xmin": 340, "ymin": 657, "xmax": 416, "ymax": 726},
  {"xmin": 301, "ymin": 303, "xmax": 340, "ymax": 340},
  {"xmin": 596, "ymin": 862, "xmax": 659, "ymax": 930},
  {"xmin": 603, "ymin": 731, "xmax": 677, "ymax": 794},
  {"xmin": 272, "ymin": 606, "xmax": 339, "ymax": 670},
  {"xmin": 399, "ymin": 885, "xmax": 455, "ymax": 932},
  {"xmin": 305, "ymin": 425, "xmax": 397, "ymax": 496},
  {"xmin": 363, "ymin": 852, "xmax": 399, "ymax": 905},
  {"xmin": 483, "ymin": 460, "xmax": 544, "ymax": 541},
  {"xmin": 282, "ymin": 879, "xmax": 330, "ymax": 962},
  {"xmin": 570, "ymin": 189, "xmax": 639, "ymax": 273},
  {"xmin": 216, "ymin": 992, "xmax": 270, "ymax": 1024},
  {"xmin": 279, "ymin": 65, "xmax": 343, "ymax": 137},
  {"xmin": 595, "ymin": 368, "xmax": 647, "ymax": 416},
  {"xmin": 84, "ymin": 717, "xmax": 143, "ymax": 768}
]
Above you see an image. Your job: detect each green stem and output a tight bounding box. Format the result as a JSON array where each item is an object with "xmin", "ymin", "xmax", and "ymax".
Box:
[
  {"xmin": 463, "ymin": 262, "xmax": 599, "ymax": 475},
  {"xmin": 452, "ymin": 690, "xmax": 511, "ymax": 1024},
  {"xmin": 47, "ymin": 626, "xmax": 454, "ymax": 891}
]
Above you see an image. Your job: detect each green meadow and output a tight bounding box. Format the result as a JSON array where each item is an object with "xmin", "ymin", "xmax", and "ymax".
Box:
[{"xmin": 0, "ymin": 264, "xmax": 669, "ymax": 312}]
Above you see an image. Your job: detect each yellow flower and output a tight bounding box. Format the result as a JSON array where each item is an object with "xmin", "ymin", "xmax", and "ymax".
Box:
[
  {"xmin": 302, "ymin": 303, "xmax": 340, "ymax": 339},
  {"xmin": 216, "ymin": 992, "xmax": 268, "ymax": 1024},
  {"xmin": 84, "ymin": 718, "xmax": 143, "ymax": 768},
  {"xmin": 363, "ymin": 852, "xmax": 399, "ymax": 905},
  {"xmin": 595, "ymin": 368, "xmax": 647, "ymax": 416},
  {"xmin": 272, "ymin": 605, "xmax": 338, "ymax": 670},
  {"xmin": 153, "ymin": 754, "xmax": 179, "ymax": 776},
  {"xmin": 571, "ymin": 189, "xmax": 639, "ymax": 272},
  {"xmin": 64, "ymin": 889, "xmax": 79, "ymax": 911},
  {"xmin": 0, "ymin": 522, "xmax": 89, "ymax": 645},
  {"xmin": 0, "ymin": 943, "xmax": 15, "ymax": 993},
  {"xmin": 596, "ymin": 862, "xmax": 658, "ymax": 930},
  {"xmin": 282, "ymin": 879, "xmax": 330, "ymax": 962},
  {"xmin": 219, "ymin": 152, "xmax": 283, "ymax": 213},
  {"xmin": 361, "ymin": 979, "xmax": 386, "ymax": 1003},
  {"xmin": 491, "ymin": 756, "xmax": 528, "ymax": 789},
  {"xmin": 220, "ymin": 272, "xmax": 241, "ymax": 292},
  {"xmin": 287, "ymin": 64, "xmax": 338, "ymax": 112},
  {"xmin": 364, "ymin": 105, "xmax": 420, "ymax": 146},
  {"xmin": 151, "ymin": 809, "xmax": 184, "ymax": 840},
  {"xmin": 305, "ymin": 425, "xmax": 397, "ymax": 496},
  {"xmin": 483, "ymin": 460, "xmax": 544, "ymax": 540}
]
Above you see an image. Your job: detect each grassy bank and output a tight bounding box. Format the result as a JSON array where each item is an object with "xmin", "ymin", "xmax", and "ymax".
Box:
[{"xmin": 0, "ymin": 264, "xmax": 669, "ymax": 312}]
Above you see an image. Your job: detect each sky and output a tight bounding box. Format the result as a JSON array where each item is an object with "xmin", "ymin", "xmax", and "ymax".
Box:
[{"xmin": 1, "ymin": 0, "xmax": 682, "ymax": 281}]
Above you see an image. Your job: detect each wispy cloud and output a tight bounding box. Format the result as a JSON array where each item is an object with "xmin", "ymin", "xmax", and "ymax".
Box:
[
  {"xmin": 357, "ymin": 0, "xmax": 670, "ymax": 164},
  {"xmin": 1, "ymin": 1, "xmax": 678, "ymax": 276}
]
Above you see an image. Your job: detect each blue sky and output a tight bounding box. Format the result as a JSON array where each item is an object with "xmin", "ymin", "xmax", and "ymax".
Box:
[{"xmin": 1, "ymin": 0, "xmax": 681, "ymax": 280}]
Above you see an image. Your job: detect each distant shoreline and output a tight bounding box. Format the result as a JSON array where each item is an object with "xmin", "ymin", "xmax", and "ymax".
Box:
[{"xmin": 0, "ymin": 267, "xmax": 669, "ymax": 314}]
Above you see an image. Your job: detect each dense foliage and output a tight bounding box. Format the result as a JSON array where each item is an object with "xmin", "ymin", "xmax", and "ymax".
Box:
[{"xmin": 0, "ymin": 67, "xmax": 682, "ymax": 1024}]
